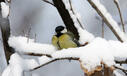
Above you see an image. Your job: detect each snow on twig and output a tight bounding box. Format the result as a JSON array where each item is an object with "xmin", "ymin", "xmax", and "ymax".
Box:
[
  {"xmin": 63, "ymin": 0, "xmax": 95, "ymax": 44},
  {"xmin": 68, "ymin": 0, "xmax": 85, "ymax": 29},
  {"xmin": 114, "ymin": 0, "xmax": 125, "ymax": 33},
  {"xmin": 87, "ymin": 0, "xmax": 127, "ymax": 42}
]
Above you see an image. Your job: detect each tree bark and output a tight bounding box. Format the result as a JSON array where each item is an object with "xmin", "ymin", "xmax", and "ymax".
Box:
[
  {"xmin": 0, "ymin": 0, "xmax": 14, "ymax": 64},
  {"xmin": 104, "ymin": 67, "xmax": 114, "ymax": 76},
  {"xmin": 53, "ymin": 0, "xmax": 79, "ymax": 40}
]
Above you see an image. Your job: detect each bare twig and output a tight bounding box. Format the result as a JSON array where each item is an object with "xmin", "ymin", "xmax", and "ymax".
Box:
[
  {"xmin": 68, "ymin": 0, "xmax": 85, "ymax": 29},
  {"xmin": 42, "ymin": 0, "xmax": 55, "ymax": 6},
  {"xmin": 27, "ymin": 26, "xmax": 31, "ymax": 43},
  {"xmin": 114, "ymin": 0, "xmax": 125, "ymax": 33},
  {"xmin": 102, "ymin": 20, "xmax": 104, "ymax": 38},
  {"xmin": 30, "ymin": 57, "xmax": 79, "ymax": 71},
  {"xmin": 118, "ymin": 21, "xmax": 127, "ymax": 25},
  {"xmin": 34, "ymin": 33, "xmax": 37, "ymax": 42},
  {"xmin": 22, "ymin": 30, "xmax": 25, "ymax": 36},
  {"xmin": 25, "ymin": 52, "xmax": 52, "ymax": 58}
]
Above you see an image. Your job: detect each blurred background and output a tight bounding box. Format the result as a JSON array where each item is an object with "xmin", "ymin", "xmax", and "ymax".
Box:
[{"xmin": 1, "ymin": 0, "xmax": 127, "ymax": 76}]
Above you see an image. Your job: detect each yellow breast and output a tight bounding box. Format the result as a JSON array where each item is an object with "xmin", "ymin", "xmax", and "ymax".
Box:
[{"xmin": 58, "ymin": 34, "xmax": 77, "ymax": 49}]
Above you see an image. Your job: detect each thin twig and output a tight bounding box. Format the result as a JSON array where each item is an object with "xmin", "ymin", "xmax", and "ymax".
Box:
[
  {"xmin": 34, "ymin": 33, "xmax": 37, "ymax": 42},
  {"xmin": 25, "ymin": 52, "xmax": 52, "ymax": 58},
  {"xmin": 22, "ymin": 30, "xmax": 25, "ymax": 36},
  {"xmin": 23, "ymin": 71, "xmax": 25, "ymax": 76},
  {"xmin": 42, "ymin": 0, "xmax": 55, "ymax": 6},
  {"xmin": 114, "ymin": 65, "xmax": 127, "ymax": 75},
  {"xmin": 118, "ymin": 21, "xmax": 127, "ymax": 25},
  {"xmin": 30, "ymin": 57, "xmax": 79, "ymax": 71},
  {"xmin": 102, "ymin": 20, "xmax": 104, "ymax": 38},
  {"xmin": 27, "ymin": 26, "xmax": 31, "ymax": 43},
  {"xmin": 69, "ymin": 0, "xmax": 84, "ymax": 29},
  {"xmin": 114, "ymin": 0, "xmax": 125, "ymax": 33}
]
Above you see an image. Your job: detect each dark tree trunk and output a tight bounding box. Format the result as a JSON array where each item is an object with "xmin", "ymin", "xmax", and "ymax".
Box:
[
  {"xmin": 0, "ymin": 0, "xmax": 14, "ymax": 64},
  {"xmin": 53, "ymin": 0, "xmax": 79, "ymax": 40},
  {"xmin": 0, "ymin": 0, "xmax": 5, "ymax": 2}
]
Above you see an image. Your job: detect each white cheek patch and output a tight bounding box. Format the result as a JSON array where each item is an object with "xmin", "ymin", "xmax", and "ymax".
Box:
[{"xmin": 61, "ymin": 29, "xmax": 67, "ymax": 33}]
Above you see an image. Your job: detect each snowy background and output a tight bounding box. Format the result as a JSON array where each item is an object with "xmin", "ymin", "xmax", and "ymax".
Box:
[{"xmin": 0, "ymin": 0, "xmax": 127, "ymax": 76}]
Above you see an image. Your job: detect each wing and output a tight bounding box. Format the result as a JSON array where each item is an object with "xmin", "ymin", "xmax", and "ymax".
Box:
[
  {"xmin": 52, "ymin": 35, "xmax": 61, "ymax": 50},
  {"xmin": 66, "ymin": 32, "xmax": 80, "ymax": 47},
  {"xmin": 58, "ymin": 34, "xmax": 78, "ymax": 49}
]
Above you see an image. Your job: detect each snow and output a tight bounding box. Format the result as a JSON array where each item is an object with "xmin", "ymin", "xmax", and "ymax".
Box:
[
  {"xmin": 78, "ymin": 28, "xmax": 95, "ymax": 44},
  {"xmin": 52, "ymin": 37, "xmax": 115, "ymax": 71},
  {"xmin": 2, "ymin": 53, "xmax": 39, "ymax": 76},
  {"xmin": 37, "ymin": 56, "xmax": 52, "ymax": 65},
  {"xmin": 80, "ymin": 56, "xmax": 101, "ymax": 72},
  {"xmin": 62, "ymin": 0, "xmax": 95, "ymax": 44},
  {"xmin": 51, "ymin": 37, "xmax": 127, "ymax": 71},
  {"xmin": 91, "ymin": 0, "xmax": 127, "ymax": 42},
  {"xmin": 1, "ymin": 2, "xmax": 9, "ymax": 18},
  {"xmin": 2, "ymin": 53, "xmax": 52, "ymax": 76},
  {"xmin": 3, "ymin": 36, "xmax": 127, "ymax": 74},
  {"xmin": 114, "ymin": 70, "xmax": 125, "ymax": 76},
  {"xmin": 2, "ymin": 0, "xmax": 127, "ymax": 75},
  {"xmin": 8, "ymin": 36, "xmax": 56, "ymax": 54}
]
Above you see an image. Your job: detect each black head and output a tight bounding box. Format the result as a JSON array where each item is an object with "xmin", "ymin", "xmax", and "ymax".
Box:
[
  {"xmin": 55, "ymin": 26, "xmax": 65, "ymax": 34},
  {"xmin": 55, "ymin": 26, "xmax": 67, "ymax": 37}
]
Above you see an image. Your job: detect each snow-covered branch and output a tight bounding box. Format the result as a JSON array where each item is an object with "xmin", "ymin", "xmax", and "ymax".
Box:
[
  {"xmin": 68, "ymin": 0, "xmax": 85, "ymax": 29},
  {"xmin": 114, "ymin": 65, "xmax": 127, "ymax": 75},
  {"xmin": 114, "ymin": 0, "xmax": 125, "ymax": 32},
  {"xmin": 2, "ymin": 36, "xmax": 127, "ymax": 76},
  {"xmin": 31, "ymin": 57, "xmax": 79, "ymax": 71},
  {"xmin": 87, "ymin": 0, "xmax": 127, "ymax": 42},
  {"xmin": 0, "ymin": 0, "xmax": 14, "ymax": 64},
  {"xmin": 8, "ymin": 36, "xmax": 56, "ymax": 55}
]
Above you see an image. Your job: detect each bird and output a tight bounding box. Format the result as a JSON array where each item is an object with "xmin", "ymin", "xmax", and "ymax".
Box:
[{"xmin": 52, "ymin": 26, "xmax": 80, "ymax": 50}]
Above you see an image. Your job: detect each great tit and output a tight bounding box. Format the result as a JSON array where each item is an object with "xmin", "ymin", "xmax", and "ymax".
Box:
[{"xmin": 52, "ymin": 26, "xmax": 80, "ymax": 50}]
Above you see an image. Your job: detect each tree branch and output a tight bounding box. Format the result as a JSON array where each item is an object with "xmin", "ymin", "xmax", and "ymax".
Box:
[
  {"xmin": 87, "ymin": 0, "xmax": 127, "ymax": 42},
  {"xmin": 101, "ymin": 20, "xmax": 104, "ymax": 38},
  {"xmin": 114, "ymin": 0, "xmax": 125, "ymax": 32},
  {"xmin": 42, "ymin": 0, "xmax": 55, "ymax": 6},
  {"xmin": 114, "ymin": 65, "xmax": 127, "ymax": 75},
  {"xmin": 115, "ymin": 59, "xmax": 127, "ymax": 64},
  {"xmin": 30, "ymin": 57, "xmax": 79, "ymax": 71},
  {"xmin": 0, "ymin": 0, "xmax": 14, "ymax": 64},
  {"xmin": 25, "ymin": 52, "xmax": 52, "ymax": 58},
  {"xmin": 68, "ymin": 0, "xmax": 84, "ymax": 29},
  {"xmin": 53, "ymin": 0, "xmax": 80, "ymax": 40}
]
